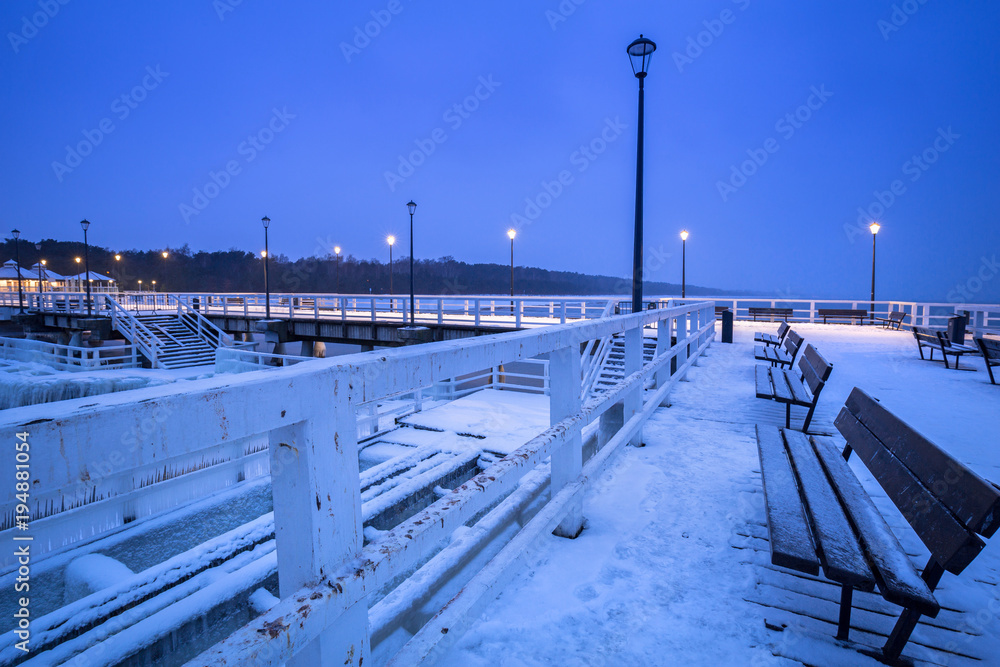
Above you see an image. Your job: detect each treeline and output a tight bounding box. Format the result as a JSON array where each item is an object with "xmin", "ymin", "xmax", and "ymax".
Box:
[{"xmin": 2, "ymin": 238, "xmax": 739, "ymax": 297}]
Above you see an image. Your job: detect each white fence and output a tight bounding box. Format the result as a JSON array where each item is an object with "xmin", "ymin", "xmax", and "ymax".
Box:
[
  {"xmin": 0, "ymin": 336, "xmax": 139, "ymax": 371},
  {"xmin": 0, "ymin": 300, "xmax": 715, "ymax": 666}
]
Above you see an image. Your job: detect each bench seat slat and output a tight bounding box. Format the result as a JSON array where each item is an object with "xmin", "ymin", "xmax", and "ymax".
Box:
[
  {"xmin": 756, "ymin": 425, "xmax": 820, "ymax": 574},
  {"xmin": 834, "ymin": 409, "xmax": 985, "ymax": 574},
  {"xmin": 843, "ymin": 389, "xmax": 1000, "ymax": 540},
  {"xmin": 783, "ymin": 430, "xmax": 875, "ymax": 590},
  {"xmin": 755, "ymin": 365, "xmax": 775, "ymax": 399},
  {"xmin": 812, "ymin": 436, "xmax": 940, "ymax": 617}
]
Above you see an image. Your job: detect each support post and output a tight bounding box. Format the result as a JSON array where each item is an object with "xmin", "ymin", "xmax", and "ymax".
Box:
[
  {"xmin": 655, "ymin": 314, "xmax": 672, "ymax": 399},
  {"xmin": 624, "ymin": 325, "xmax": 643, "ymax": 446},
  {"xmin": 549, "ymin": 345, "xmax": 584, "ymax": 538},
  {"xmin": 268, "ymin": 380, "xmax": 368, "ymax": 666}
]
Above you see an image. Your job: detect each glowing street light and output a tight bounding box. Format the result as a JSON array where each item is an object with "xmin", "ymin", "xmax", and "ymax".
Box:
[
  {"xmin": 627, "ymin": 33, "xmax": 656, "ymax": 314},
  {"xmin": 334, "ymin": 245, "xmax": 342, "ymax": 294},
  {"xmin": 680, "ymin": 230, "xmax": 689, "ymax": 299},
  {"xmin": 507, "ymin": 228, "xmax": 517, "ymax": 299},
  {"xmin": 869, "ymin": 222, "xmax": 881, "ymax": 323},
  {"xmin": 387, "ymin": 235, "xmax": 396, "ymax": 296},
  {"xmin": 261, "ymin": 215, "xmax": 271, "ymax": 319}
]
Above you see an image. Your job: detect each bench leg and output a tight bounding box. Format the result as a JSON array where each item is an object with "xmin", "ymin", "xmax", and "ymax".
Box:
[
  {"xmin": 882, "ymin": 560, "xmax": 944, "ymax": 662},
  {"xmin": 837, "ymin": 586, "xmax": 853, "ymax": 640},
  {"xmin": 802, "ymin": 402, "xmax": 818, "ymax": 433}
]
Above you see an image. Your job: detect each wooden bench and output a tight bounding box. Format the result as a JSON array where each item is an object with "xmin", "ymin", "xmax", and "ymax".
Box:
[
  {"xmin": 754, "ymin": 329, "xmax": 803, "ymax": 369},
  {"xmin": 874, "ymin": 310, "xmax": 907, "ymax": 330},
  {"xmin": 755, "ymin": 344, "xmax": 832, "ymax": 433},
  {"xmin": 714, "ymin": 305, "xmax": 731, "ymax": 317},
  {"xmin": 755, "ymin": 388, "xmax": 1000, "ymax": 662},
  {"xmin": 754, "ymin": 321, "xmax": 789, "ymax": 348},
  {"xmin": 976, "ymin": 337, "xmax": 1000, "ymax": 384},
  {"xmin": 749, "ymin": 307, "xmax": 793, "ymax": 322},
  {"xmin": 912, "ymin": 325, "xmax": 977, "ymax": 369},
  {"xmin": 817, "ymin": 308, "xmax": 868, "ymax": 324}
]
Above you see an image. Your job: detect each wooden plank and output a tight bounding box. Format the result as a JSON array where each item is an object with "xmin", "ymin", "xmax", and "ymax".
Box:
[
  {"xmin": 771, "ymin": 370, "xmax": 797, "ymax": 403},
  {"xmin": 813, "ymin": 436, "xmax": 940, "ymax": 617},
  {"xmin": 799, "ymin": 345, "xmax": 832, "ymax": 395},
  {"xmin": 844, "ymin": 388, "xmax": 1000, "ymax": 539},
  {"xmin": 833, "ymin": 408, "xmax": 984, "ymax": 574},
  {"xmin": 755, "ymin": 365, "xmax": 776, "ymax": 399},
  {"xmin": 781, "ymin": 370, "xmax": 812, "ymax": 405},
  {"xmin": 755, "ymin": 425, "xmax": 821, "ymax": 574},
  {"xmin": 782, "ymin": 430, "xmax": 876, "ymax": 590}
]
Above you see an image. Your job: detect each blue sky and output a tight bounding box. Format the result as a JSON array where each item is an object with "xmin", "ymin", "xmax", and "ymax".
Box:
[{"xmin": 2, "ymin": 1, "xmax": 998, "ymax": 301}]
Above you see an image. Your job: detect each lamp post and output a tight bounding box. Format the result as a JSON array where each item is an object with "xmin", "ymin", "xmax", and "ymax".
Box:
[
  {"xmin": 75, "ymin": 256, "xmax": 81, "ymax": 293},
  {"xmin": 407, "ymin": 200, "xmax": 417, "ymax": 324},
  {"xmin": 80, "ymin": 219, "xmax": 92, "ymax": 316},
  {"xmin": 387, "ymin": 235, "xmax": 395, "ymax": 296},
  {"xmin": 507, "ymin": 228, "xmax": 516, "ymax": 298},
  {"xmin": 160, "ymin": 250, "xmax": 168, "ymax": 293},
  {"xmin": 261, "ymin": 216, "xmax": 271, "ymax": 319},
  {"xmin": 38, "ymin": 260, "xmax": 46, "ymax": 296},
  {"xmin": 627, "ymin": 34, "xmax": 656, "ymax": 314},
  {"xmin": 11, "ymin": 229, "xmax": 24, "ymax": 313},
  {"xmin": 869, "ymin": 221, "xmax": 880, "ymax": 324},
  {"xmin": 334, "ymin": 246, "xmax": 342, "ymax": 294},
  {"xmin": 680, "ymin": 230, "xmax": 689, "ymax": 299},
  {"xmin": 35, "ymin": 243, "xmax": 43, "ymax": 300},
  {"xmin": 114, "ymin": 254, "xmax": 122, "ymax": 292}
]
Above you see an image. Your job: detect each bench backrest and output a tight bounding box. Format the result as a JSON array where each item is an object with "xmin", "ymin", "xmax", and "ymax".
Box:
[
  {"xmin": 784, "ymin": 330, "xmax": 803, "ymax": 359},
  {"xmin": 797, "ymin": 344, "xmax": 832, "ymax": 396},
  {"xmin": 889, "ymin": 310, "xmax": 907, "ymax": 322},
  {"xmin": 912, "ymin": 325, "xmax": 941, "ymax": 346},
  {"xmin": 977, "ymin": 337, "xmax": 1000, "ymax": 360},
  {"xmin": 777, "ymin": 321, "xmax": 790, "ymax": 339},
  {"xmin": 834, "ymin": 388, "xmax": 1000, "ymax": 575}
]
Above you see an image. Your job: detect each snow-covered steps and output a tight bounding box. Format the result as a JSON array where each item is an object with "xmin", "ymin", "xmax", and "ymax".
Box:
[{"xmin": 588, "ymin": 333, "xmax": 658, "ymax": 399}]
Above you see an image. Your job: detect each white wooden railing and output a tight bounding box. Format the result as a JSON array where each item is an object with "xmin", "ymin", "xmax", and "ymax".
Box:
[
  {"xmin": 1, "ymin": 300, "xmax": 715, "ymax": 666},
  {"xmin": 0, "ymin": 337, "xmax": 139, "ymax": 371}
]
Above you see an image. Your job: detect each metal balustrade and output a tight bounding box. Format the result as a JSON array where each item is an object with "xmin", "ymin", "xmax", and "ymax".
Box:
[{"xmin": 1, "ymin": 300, "xmax": 715, "ymax": 666}]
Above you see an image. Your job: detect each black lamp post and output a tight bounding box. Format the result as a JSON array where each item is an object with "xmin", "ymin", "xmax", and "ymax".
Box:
[
  {"xmin": 869, "ymin": 222, "xmax": 880, "ymax": 324},
  {"xmin": 335, "ymin": 246, "xmax": 342, "ymax": 294},
  {"xmin": 627, "ymin": 34, "xmax": 656, "ymax": 314},
  {"xmin": 80, "ymin": 219, "xmax": 92, "ymax": 316},
  {"xmin": 507, "ymin": 228, "xmax": 516, "ymax": 298},
  {"xmin": 680, "ymin": 230, "xmax": 689, "ymax": 298},
  {"xmin": 35, "ymin": 243, "xmax": 43, "ymax": 300},
  {"xmin": 406, "ymin": 200, "xmax": 417, "ymax": 324},
  {"xmin": 261, "ymin": 215, "xmax": 271, "ymax": 319},
  {"xmin": 387, "ymin": 235, "xmax": 395, "ymax": 296},
  {"xmin": 11, "ymin": 229, "xmax": 24, "ymax": 313}
]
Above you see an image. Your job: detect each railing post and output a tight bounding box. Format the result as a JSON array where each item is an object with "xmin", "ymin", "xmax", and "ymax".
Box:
[
  {"xmin": 549, "ymin": 345, "xmax": 584, "ymax": 538},
  {"xmin": 676, "ymin": 311, "xmax": 689, "ymax": 377},
  {"xmin": 437, "ymin": 299, "xmax": 444, "ymax": 325},
  {"xmin": 624, "ymin": 324, "xmax": 643, "ymax": 447},
  {"xmin": 475, "ymin": 299, "xmax": 481, "ymax": 327},
  {"xmin": 560, "ymin": 301, "xmax": 567, "ymax": 324},
  {"xmin": 268, "ymin": 379, "xmax": 368, "ymax": 665},
  {"xmin": 515, "ymin": 300, "xmax": 522, "ymax": 328},
  {"xmin": 655, "ymin": 311, "xmax": 672, "ymax": 393}
]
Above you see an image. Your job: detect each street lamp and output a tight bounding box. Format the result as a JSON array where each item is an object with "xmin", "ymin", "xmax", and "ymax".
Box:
[
  {"xmin": 680, "ymin": 230, "xmax": 689, "ymax": 299},
  {"xmin": 387, "ymin": 235, "xmax": 395, "ymax": 296},
  {"xmin": 334, "ymin": 246, "xmax": 342, "ymax": 294},
  {"xmin": 38, "ymin": 259, "xmax": 46, "ymax": 295},
  {"xmin": 10, "ymin": 229, "xmax": 23, "ymax": 313},
  {"xmin": 627, "ymin": 33, "xmax": 656, "ymax": 314},
  {"xmin": 80, "ymin": 219, "xmax": 92, "ymax": 316},
  {"xmin": 261, "ymin": 215, "xmax": 271, "ymax": 319},
  {"xmin": 869, "ymin": 221, "xmax": 881, "ymax": 324},
  {"xmin": 507, "ymin": 228, "xmax": 516, "ymax": 300},
  {"xmin": 407, "ymin": 201, "xmax": 417, "ymax": 324}
]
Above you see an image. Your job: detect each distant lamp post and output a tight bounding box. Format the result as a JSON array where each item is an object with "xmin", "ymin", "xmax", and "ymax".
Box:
[
  {"xmin": 507, "ymin": 228, "xmax": 517, "ymax": 299},
  {"xmin": 113, "ymin": 253, "xmax": 122, "ymax": 292},
  {"xmin": 138, "ymin": 279, "xmax": 143, "ymax": 292},
  {"xmin": 334, "ymin": 246, "xmax": 342, "ymax": 294},
  {"xmin": 680, "ymin": 230, "xmax": 689, "ymax": 298},
  {"xmin": 627, "ymin": 33, "xmax": 656, "ymax": 314},
  {"xmin": 38, "ymin": 259, "xmax": 46, "ymax": 295},
  {"xmin": 869, "ymin": 221, "xmax": 881, "ymax": 323},
  {"xmin": 11, "ymin": 229, "xmax": 24, "ymax": 313},
  {"xmin": 80, "ymin": 219, "xmax": 93, "ymax": 316},
  {"xmin": 261, "ymin": 215, "xmax": 271, "ymax": 319},
  {"xmin": 152, "ymin": 280, "xmax": 157, "ymax": 291},
  {"xmin": 386, "ymin": 235, "xmax": 395, "ymax": 296},
  {"xmin": 407, "ymin": 200, "xmax": 417, "ymax": 324},
  {"xmin": 160, "ymin": 250, "xmax": 168, "ymax": 292}
]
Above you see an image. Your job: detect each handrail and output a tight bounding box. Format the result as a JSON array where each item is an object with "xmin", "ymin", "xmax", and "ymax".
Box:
[
  {"xmin": 105, "ymin": 296, "xmax": 161, "ymax": 366},
  {"xmin": 170, "ymin": 294, "xmax": 234, "ymax": 347}
]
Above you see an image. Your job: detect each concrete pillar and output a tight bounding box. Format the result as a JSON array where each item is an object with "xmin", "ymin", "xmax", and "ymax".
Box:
[{"xmin": 549, "ymin": 345, "xmax": 584, "ymax": 538}]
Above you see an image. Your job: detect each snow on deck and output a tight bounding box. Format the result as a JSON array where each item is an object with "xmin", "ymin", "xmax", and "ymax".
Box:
[{"xmin": 436, "ymin": 322, "xmax": 1000, "ymax": 667}]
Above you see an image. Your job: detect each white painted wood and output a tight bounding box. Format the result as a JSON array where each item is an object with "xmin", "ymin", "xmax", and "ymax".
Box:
[{"xmin": 548, "ymin": 345, "xmax": 584, "ymax": 538}]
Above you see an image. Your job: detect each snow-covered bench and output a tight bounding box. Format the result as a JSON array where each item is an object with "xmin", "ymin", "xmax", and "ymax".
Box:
[
  {"xmin": 754, "ymin": 343, "xmax": 832, "ymax": 433},
  {"xmin": 817, "ymin": 308, "xmax": 868, "ymax": 324},
  {"xmin": 749, "ymin": 307, "xmax": 793, "ymax": 322},
  {"xmin": 754, "ymin": 320, "xmax": 789, "ymax": 348},
  {"xmin": 874, "ymin": 310, "xmax": 907, "ymax": 330},
  {"xmin": 976, "ymin": 337, "xmax": 999, "ymax": 384},
  {"xmin": 754, "ymin": 329, "xmax": 803, "ymax": 369},
  {"xmin": 912, "ymin": 325, "xmax": 977, "ymax": 369},
  {"xmin": 756, "ymin": 388, "xmax": 1000, "ymax": 663}
]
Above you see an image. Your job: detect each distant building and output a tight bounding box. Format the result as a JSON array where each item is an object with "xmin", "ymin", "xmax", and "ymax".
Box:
[{"xmin": 1, "ymin": 260, "xmax": 117, "ymax": 292}]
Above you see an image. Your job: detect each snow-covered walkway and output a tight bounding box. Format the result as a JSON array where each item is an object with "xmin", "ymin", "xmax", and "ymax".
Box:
[{"xmin": 437, "ymin": 323, "xmax": 1000, "ymax": 666}]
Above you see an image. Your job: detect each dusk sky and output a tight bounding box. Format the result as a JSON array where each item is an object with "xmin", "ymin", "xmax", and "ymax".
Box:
[{"xmin": 2, "ymin": 1, "xmax": 998, "ymax": 301}]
